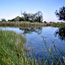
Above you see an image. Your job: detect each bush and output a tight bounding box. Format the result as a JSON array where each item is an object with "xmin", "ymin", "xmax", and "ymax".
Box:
[
  {"xmin": 1, "ymin": 19, "xmax": 6, "ymax": 22},
  {"xmin": 44, "ymin": 21, "xmax": 47, "ymax": 23},
  {"xmin": 19, "ymin": 17, "xmax": 25, "ymax": 21}
]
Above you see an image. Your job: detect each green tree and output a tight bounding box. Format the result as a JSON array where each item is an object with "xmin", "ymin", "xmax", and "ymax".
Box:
[
  {"xmin": 55, "ymin": 6, "xmax": 65, "ymax": 21},
  {"xmin": 19, "ymin": 17, "xmax": 25, "ymax": 21}
]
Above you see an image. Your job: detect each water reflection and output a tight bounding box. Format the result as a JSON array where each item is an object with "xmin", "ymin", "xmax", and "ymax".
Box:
[
  {"xmin": 20, "ymin": 27, "xmax": 42, "ymax": 34},
  {"xmin": 55, "ymin": 27, "xmax": 65, "ymax": 40}
]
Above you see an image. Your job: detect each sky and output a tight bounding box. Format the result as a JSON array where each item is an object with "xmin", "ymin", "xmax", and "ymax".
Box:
[{"xmin": 0, "ymin": 0, "xmax": 65, "ymax": 22}]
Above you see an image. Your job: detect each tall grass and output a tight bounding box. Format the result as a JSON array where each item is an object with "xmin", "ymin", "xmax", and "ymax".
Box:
[
  {"xmin": 0, "ymin": 22, "xmax": 65, "ymax": 28},
  {"xmin": 0, "ymin": 31, "xmax": 65, "ymax": 65},
  {"xmin": 0, "ymin": 22, "xmax": 45, "ymax": 27}
]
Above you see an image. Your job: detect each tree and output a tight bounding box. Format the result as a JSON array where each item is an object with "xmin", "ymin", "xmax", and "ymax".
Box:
[
  {"xmin": 22, "ymin": 12, "xmax": 30, "ymax": 21},
  {"xmin": 44, "ymin": 21, "xmax": 47, "ymax": 23},
  {"xmin": 19, "ymin": 17, "xmax": 25, "ymax": 21},
  {"xmin": 35, "ymin": 11, "xmax": 43, "ymax": 22},
  {"xmin": 21, "ymin": 11, "xmax": 43, "ymax": 22},
  {"xmin": 8, "ymin": 19, "xmax": 15, "ymax": 22},
  {"xmin": 1, "ymin": 19, "xmax": 6, "ymax": 22},
  {"xmin": 55, "ymin": 6, "xmax": 65, "ymax": 21}
]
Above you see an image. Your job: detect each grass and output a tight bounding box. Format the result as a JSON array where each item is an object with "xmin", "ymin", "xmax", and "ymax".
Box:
[
  {"xmin": 0, "ymin": 31, "xmax": 34, "ymax": 65},
  {"xmin": 0, "ymin": 22, "xmax": 45, "ymax": 27},
  {"xmin": 0, "ymin": 30, "xmax": 65, "ymax": 65},
  {"xmin": 45, "ymin": 22, "xmax": 65, "ymax": 28},
  {"xmin": 0, "ymin": 31, "xmax": 25, "ymax": 65},
  {"xmin": 0, "ymin": 22, "xmax": 65, "ymax": 28}
]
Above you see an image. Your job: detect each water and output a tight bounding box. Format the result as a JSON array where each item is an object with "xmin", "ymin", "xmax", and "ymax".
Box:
[{"xmin": 0, "ymin": 26, "xmax": 65, "ymax": 63}]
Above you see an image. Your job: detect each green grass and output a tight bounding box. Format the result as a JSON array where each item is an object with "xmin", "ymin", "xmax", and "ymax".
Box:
[
  {"xmin": 0, "ymin": 31, "xmax": 28, "ymax": 65},
  {"xmin": 0, "ymin": 31, "xmax": 65, "ymax": 65},
  {"xmin": 45, "ymin": 22, "xmax": 65, "ymax": 28}
]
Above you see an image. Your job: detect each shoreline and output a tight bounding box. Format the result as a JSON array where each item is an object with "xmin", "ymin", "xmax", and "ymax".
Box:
[{"xmin": 0, "ymin": 22, "xmax": 65, "ymax": 28}]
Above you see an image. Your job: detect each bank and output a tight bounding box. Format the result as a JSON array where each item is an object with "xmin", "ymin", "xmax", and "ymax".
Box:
[{"xmin": 0, "ymin": 22, "xmax": 65, "ymax": 28}]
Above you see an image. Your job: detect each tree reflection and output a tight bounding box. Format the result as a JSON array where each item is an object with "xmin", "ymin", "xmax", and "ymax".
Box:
[
  {"xmin": 55, "ymin": 28, "xmax": 65, "ymax": 40},
  {"xmin": 19, "ymin": 27, "xmax": 42, "ymax": 34}
]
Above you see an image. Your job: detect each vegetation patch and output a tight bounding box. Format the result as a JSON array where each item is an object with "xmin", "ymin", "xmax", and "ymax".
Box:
[{"xmin": 0, "ymin": 31, "xmax": 27, "ymax": 65}]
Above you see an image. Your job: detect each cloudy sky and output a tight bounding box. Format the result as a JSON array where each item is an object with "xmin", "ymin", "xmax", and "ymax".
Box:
[{"xmin": 0, "ymin": 0, "xmax": 65, "ymax": 22}]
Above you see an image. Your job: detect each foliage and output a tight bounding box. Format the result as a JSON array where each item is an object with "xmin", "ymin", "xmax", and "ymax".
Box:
[
  {"xmin": 7, "ymin": 11, "xmax": 43, "ymax": 22},
  {"xmin": 0, "ymin": 31, "xmax": 25, "ymax": 65},
  {"xmin": 1, "ymin": 19, "xmax": 6, "ymax": 22},
  {"xmin": 19, "ymin": 17, "xmax": 25, "ymax": 21},
  {"xmin": 55, "ymin": 6, "xmax": 65, "ymax": 21},
  {"xmin": 21, "ymin": 11, "xmax": 43, "ymax": 22},
  {"xmin": 44, "ymin": 21, "xmax": 47, "ymax": 23}
]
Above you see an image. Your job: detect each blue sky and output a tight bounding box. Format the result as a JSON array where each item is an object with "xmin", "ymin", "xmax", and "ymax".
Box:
[{"xmin": 0, "ymin": 0, "xmax": 65, "ymax": 22}]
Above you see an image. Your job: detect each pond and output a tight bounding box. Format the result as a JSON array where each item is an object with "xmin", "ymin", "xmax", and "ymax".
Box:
[{"xmin": 0, "ymin": 26, "xmax": 65, "ymax": 64}]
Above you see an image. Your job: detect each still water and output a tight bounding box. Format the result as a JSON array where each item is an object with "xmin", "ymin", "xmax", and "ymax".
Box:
[{"xmin": 0, "ymin": 27, "xmax": 65, "ymax": 62}]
